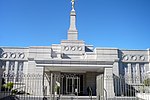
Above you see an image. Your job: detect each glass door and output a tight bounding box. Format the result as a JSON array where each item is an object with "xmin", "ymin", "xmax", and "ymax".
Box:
[{"xmin": 66, "ymin": 76, "xmax": 80, "ymax": 94}]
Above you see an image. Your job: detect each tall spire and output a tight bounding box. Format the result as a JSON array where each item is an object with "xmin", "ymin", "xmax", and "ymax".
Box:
[
  {"xmin": 71, "ymin": 0, "xmax": 75, "ymax": 11},
  {"xmin": 68, "ymin": 0, "xmax": 78, "ymax": 40}
]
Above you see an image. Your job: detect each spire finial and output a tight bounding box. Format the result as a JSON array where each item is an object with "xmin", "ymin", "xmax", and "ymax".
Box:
[{"xmin": 71, "ymin": 0, "xmax": 75, "ymax": 11}]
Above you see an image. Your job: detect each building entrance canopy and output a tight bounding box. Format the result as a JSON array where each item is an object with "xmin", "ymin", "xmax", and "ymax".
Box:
[{"xmin": 35, "ymin": 59, "xmax": 113, "ymax": 72}]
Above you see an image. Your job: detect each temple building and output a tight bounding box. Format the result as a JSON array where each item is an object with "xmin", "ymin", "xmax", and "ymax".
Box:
[{"xmin": 0, "ymin": 1, "xmax": 150, "ymax": 99}]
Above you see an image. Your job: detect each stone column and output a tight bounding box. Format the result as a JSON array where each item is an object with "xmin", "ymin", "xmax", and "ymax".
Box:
[
  {"xmin": 14, "ymin": 61, "xmax": 18, "ymax": 82},
  {"xmin": 136, "ymin": 63, "xmax": 140, "ymax": 84},
  {"xmin": 14, "ymin": 61, "xmax": 18, "ymax": 75},
  {"xmin": 104, "ymin": 68, "xmax": 115, "ymax": 98},
  {"xmin": 27, "ymin": 60, "xmax": 36, "ymax": 74},
  {"xmin": 5, "ymin": 61, "xmax": 9, "ymax": 75},
  {"xmin": 127, "ymin": 63, "xmax": 132, "ymax": 84},
  {"xmin": 148, "ymin": 49, "xmax": 150, "ymax": 72},
  {"xmin": 50, "ymin": 72, "xmax": 53, "ymax": 100},
  {"xmin": 5, "ymin": 61, "xmax": 9, "ymax": 83},
  {"xmin": 113, "ymin": 59, "xmax": 120, "ymax": 77}
]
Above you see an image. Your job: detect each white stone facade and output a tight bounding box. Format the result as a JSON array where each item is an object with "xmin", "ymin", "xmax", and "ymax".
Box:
[{"xmin": 0, "ymin": 2, "xmax": 150, "ymax": 99}]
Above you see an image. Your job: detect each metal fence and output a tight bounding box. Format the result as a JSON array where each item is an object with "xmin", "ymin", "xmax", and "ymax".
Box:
[
  {"xmin": 113, "ymin": 75, "xmax": 150, "ymax": 100},
  {"xmin": 0, "ymin": 74, "xmax": 44, "ymax": 100},
  {"xmin": 0, "ymin": 74, "xmax": 150, "ymax": 100}
]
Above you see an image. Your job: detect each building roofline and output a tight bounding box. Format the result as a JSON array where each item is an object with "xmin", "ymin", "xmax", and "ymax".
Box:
[
  {"xmin": 0, "ymin": 46, "xmax": 29, "ymax": 49},
  {"xmin": 121, "ymin": 49, "xmax": 149, "ymax": 51},
  {"xmin": 95, "ymin": 47, "xmax": 118, "ymax": 50},
  {"xmin": 29, "ymin": 46, "xmax": 51, "ymax": 48}
]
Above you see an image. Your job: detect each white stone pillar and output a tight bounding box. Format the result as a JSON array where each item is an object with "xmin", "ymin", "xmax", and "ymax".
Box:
[
  {"xmin": 104, "ymin": 68, "xmax": 115, "ymax": 98},
  {"xmin": 50, "ymin": 72, "xmax": 53, "ymax": 100},
  {"xmin": 5, "ymin": 61, "xmax": 9, "ymax": 83},
  {"xmin": 148, "ymin": 49, "xmax": 150, "ymax": 71},
  {"xmin": 14, "ymin": 61, "xmax": 18, "ymax": 75},
  {"xmin": 136, "ymin": 63, "xmax": 140, "ymax": 84},
  {"xmin": 127, "ymin": 63, "xmax": 132, "ymax": 84},
  {"xmin": 27, "ymin": 60, "xmax": 36, "ymax": 74},
  {"xmin": 113, "ymin": 60, "xmax": 123, "ymax": 96},
  {"xmin": 5, "ymin": 61, "xmax": 9, "ymax": 75},
  {"xmin": 113, "ymin": 59, "xmax": 120, "ymax": 77},
  {"xmin": 14, "ymin": 61, "xmax": 18, "ymax": 82}
]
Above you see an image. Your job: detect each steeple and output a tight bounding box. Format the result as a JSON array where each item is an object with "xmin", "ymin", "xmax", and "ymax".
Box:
[{"xmin": 68, "ymin": 0, "xmax": 78, "ymax": 40}]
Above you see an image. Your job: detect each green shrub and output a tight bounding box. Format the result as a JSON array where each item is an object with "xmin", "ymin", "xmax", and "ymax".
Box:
[
  {"xmin": 11, "ymin": 89, "xmax": 18, "ymax": 94},
  {"xmin": 3, "ymin": 82, "xmax": 14, "ymax": 91},
  {"xmin": 144, "ymin": 78, "xmax": 150, "ymax": 86}
]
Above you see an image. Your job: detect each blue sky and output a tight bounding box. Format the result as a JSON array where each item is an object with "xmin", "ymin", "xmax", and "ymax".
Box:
[{"xmin": 0, "ymin": 0, "xmax": 150, "ymax": 49}]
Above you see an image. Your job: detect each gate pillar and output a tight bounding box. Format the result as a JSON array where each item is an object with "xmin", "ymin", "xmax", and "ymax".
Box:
[
  {"xmin": 96, "ymin": 74, "xmax": 104, "ymax": 100},
  {"xmin": 104, "ymin": 68, "xmax": 115, "ymax": 98}
]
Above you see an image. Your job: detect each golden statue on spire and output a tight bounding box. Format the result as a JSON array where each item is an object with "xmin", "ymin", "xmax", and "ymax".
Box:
[{"xmin": 71, "ymin": 0, "xmax": 75, "ymax": 10}]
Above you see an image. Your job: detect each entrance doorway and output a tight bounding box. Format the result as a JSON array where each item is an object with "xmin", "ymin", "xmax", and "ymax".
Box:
[
  {"xmin": 66, "ymin": 76, "xmax": 80, "ymax": 94},
  {"xmin": 61, "ymin": 73, "xmax": 83, "ymax": 95}
]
